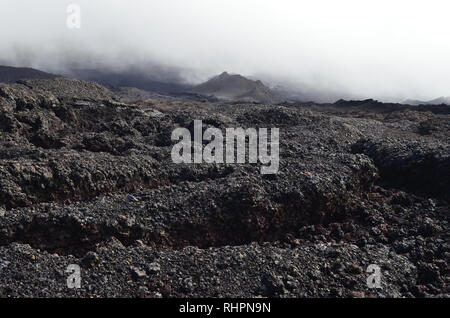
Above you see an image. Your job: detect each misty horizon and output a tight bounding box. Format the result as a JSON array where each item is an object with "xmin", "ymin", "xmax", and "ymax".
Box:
[{"xmin": 1, "ymin": 0, "xmax": 450, "ymax": 102}]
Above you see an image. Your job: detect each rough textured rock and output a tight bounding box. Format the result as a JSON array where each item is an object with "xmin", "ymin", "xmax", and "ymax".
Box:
[{"xmin": 0, "ymin": 79, "xmax": 448, "ymax": 297}]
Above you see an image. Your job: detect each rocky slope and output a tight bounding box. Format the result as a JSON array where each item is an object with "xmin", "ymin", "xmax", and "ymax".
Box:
[
  {"xmin": 0, "ymin": 78, "xmax": 448, "ymax": 297},
  {"xmin": 0, "ymin": 66, "xmax": 58, "ymax": 83},
  {"xmin": 193, "ymin": 72, "xmax": 278, "ymax": 103}
]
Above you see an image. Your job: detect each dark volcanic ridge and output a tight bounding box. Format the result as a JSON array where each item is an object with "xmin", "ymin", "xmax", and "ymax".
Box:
[
  {"xmin": 0, "ymin": 65, "xmax": 59, "ymax": 83},
  {"xmin": 0, "ymin": 77, "xmax": 448, "ymax": 298},
  {"xmin": 3, "ymin": 65, "xmax": 449, "ymax": 106},
  {"xmin": 0, "ymin": 66, "xmax": 280, "ymax": 104},
  {"xmin": 70, "ymin": 68, "xmax": 282, "ymax": 104},
  {"xmin": 192, "ymin": 71, "xmax": 280, "ymax": 104}
]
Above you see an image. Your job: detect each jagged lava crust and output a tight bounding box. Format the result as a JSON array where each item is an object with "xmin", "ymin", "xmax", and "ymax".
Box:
[{"xmin": 0, "ymin": 79, "xmax": 448, "ymax": 297}]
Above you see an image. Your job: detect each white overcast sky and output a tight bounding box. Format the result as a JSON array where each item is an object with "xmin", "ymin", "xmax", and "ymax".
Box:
[{"xmin": 1, "ymin": 0, "xmax": 450, "ymax": 101}]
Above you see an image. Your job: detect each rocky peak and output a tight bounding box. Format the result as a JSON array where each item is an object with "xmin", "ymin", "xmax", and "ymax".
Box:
[{"xmin": 192, "ymin": 72, "xmax": 278, "ymax": 103}]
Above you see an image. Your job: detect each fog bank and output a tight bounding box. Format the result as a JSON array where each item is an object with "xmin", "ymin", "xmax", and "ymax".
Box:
[{"xmin": 1, "ymin": 0, "xmax": 450, "ymax": 102}]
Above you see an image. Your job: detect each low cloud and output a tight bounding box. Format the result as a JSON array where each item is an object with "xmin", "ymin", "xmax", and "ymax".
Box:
[{"xmin": 1, "ymin": 0, "xmax": 450, "ymax": 102}]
